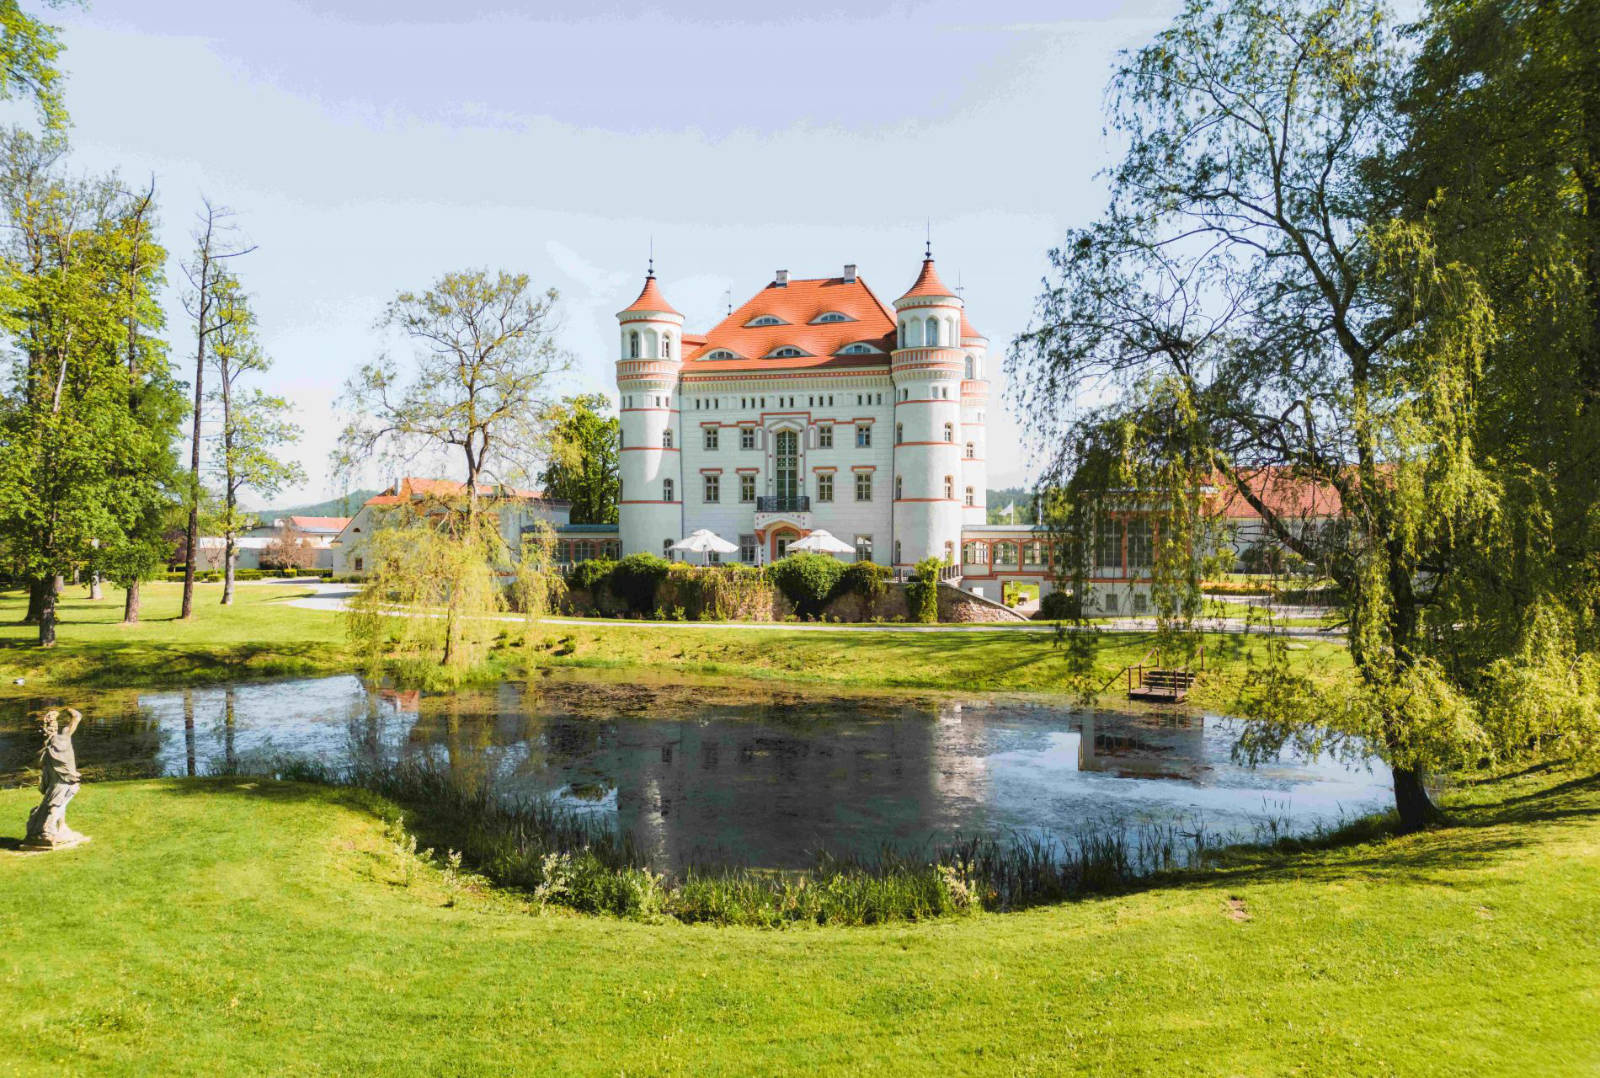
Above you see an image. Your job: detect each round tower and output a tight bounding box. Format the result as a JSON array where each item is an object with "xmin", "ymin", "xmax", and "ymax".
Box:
[
  {"xmin": 959, "ymin": 314, "xmax": 989, "ymax": 528},
  {"xmin": 615, "ymin": 269, "xmax": 684, "ymax": 557},
  {"xmin": 890, "ymin": 251, "xmax": 966, "ymax": 569}
]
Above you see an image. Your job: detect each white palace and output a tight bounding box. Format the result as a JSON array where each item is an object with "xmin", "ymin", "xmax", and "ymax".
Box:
[{"xmin": 615, "ymin": 251, "xmax": 1006, "ymax": 573}]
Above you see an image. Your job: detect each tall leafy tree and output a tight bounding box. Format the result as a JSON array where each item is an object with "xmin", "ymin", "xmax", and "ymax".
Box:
[
  {"xmin": 1387, "ymin": 0, "xmax": 1600, "ymax": 689},
  {"xmin": 178, "ymin": 201, "xmax": 255, "ymax": 619},
  {"xmin": 0, "ymin": 0, "xmax": 69, "ymax": 133},
  {"xmin": 95, "ymin": 179, "xmax": 184, "ymax": 625},
  {"xmin": 206, "ymin": 271, "xmax": 304, "ymax": 605},
  {"xmin": 1009, "ymin": 0, "xmax": 1552, "ymax": 830},
  {"xmin": 539, "ymin": 393, "xmax": 619, "ymax": 524},
  {"xmin": 0, "ymin": 133, "xmax": 179, "ymax": 645}
]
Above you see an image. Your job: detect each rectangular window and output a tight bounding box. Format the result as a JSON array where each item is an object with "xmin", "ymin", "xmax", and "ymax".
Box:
[
  {"xmin": 854, "ymin": 535, "xmax": 873, "ymax": 563},
  {"xmin": 739, "ymin": 474, "xmax": 756, "ymax": 503},
  {"xmin": 943, "ymin": 475, "xmax": 953, "ymax": 500},
  {"xmin": 1126, "ymin": 517, "xmax": 1153, "ymax": 571},
  {"xmin": 703, "ymin": 474, "xmax": 720, "ymax": 502},
  {"xmin": 1096, "ymin": 515, "xmax": 1123, "ymax": 574},
  {"xmin": 740, "ymin": 427, "xmax": 756, "ymax": 450},
  {"xmin": 739, "ymin": 534, "xmax": 757, "ymax": 563},
  {"xmin": 962, "ymin": 541, "xmax": 986, "ymax": 565},
  {"xmin": 854, "ymin": 472, "xmax": 872, "ymax": 502},
  {"xmin": 663, "ymin": 478, "xmax": 674, "ymax": 502},
  {"xmin": 964, "ymin": 486, "xmax": 975, "ymax": 507},
  {"xmin": 818, "ymin": 424, "xmax": 833, "ymax": 448},
  {"xmin": 817, "ymin": 473, "xmax": 834, "ymax": 502},
  {"xmin": 855, "ymin": 424, "xmax": 871, "ymax": 448},
  {"xmin": 703, "ymin": 427, "xmax": 719, "ymax": 450}
]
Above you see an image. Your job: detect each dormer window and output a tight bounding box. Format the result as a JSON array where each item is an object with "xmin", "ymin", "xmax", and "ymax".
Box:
[
  {"xmin": 704, "ymin": 349, "xmax": 741, "ymax": 360},
  {"xmin": 767, "ymin": 346, "xmax": 808, "ymax": 358},
  {"xmin": 810, "ymin": 311, "xmax": 853, "ymax": 324},
  {"xmin": 838, "ymin": 342, "xmax": 880, "ymax": 355},
  {"xmin": 745, "ymin": 315, "xmax": 787, "ymax": 327}
]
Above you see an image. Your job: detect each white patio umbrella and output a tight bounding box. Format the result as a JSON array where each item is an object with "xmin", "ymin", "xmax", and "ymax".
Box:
[
  {"xmin": 785, "ymin": 529, "xmax": 856, "ymax": 557},
  {"xmin": 667, "ymin": 529, "xmax": 740, "ymax": 565}
]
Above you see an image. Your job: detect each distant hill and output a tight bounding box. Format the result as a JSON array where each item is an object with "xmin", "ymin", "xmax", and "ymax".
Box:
[{"xmin": 249, "ymin": 490, "xmax": 379, "ymax": 523}]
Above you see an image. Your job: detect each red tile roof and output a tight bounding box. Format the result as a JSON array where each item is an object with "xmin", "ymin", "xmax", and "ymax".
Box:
[
  {"xmin": 896, "ymin": 258, "xmax": 957, "ymax": 303},
  {"xmin": 1209, "ymin": 468, "xmax": 1344, "ymax": 521},
  {"xmin": 287, "ymin": 515, "xmax": 351, "ymax": 533},
  {"xmin": 618, "ymin": 274, "xmax": 680, "ymax": 318},
  {"xmin": 960, "ymin": 313, "xmax": 985, "ymax": 341},
  {"xmin": 685, "ymin": 274, "xmax": 896, "ymax": 370},
  {"xmin": 363, "ymin": 477, "xmax": 551, "ymax": 507}
]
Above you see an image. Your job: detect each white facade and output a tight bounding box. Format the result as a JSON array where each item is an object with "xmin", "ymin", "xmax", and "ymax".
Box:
[{"xmin": 615, "ymin": 257, "xmax": 991, "ymax": 568}]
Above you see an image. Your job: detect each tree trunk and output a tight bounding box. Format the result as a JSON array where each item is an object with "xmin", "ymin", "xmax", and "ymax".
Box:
[
  {"xmin": 1392, "ymin": 765, "xmax": 1440, "ymax": 833},
  {"xmin": 89, "ymin": 572, "xmax": 103, "ymax": 601},
  {"xmin": 123, "ymin": 579, "xmax": 141, "ymax": 625},
  {"xmin": 37, "ymin": 587, "xmax": 56, "ymax": 647},
  {"xmin": 221, "ymin": 536, "xmax": 235, "ymax": 606},
  {"xmin": 23, "ymin": 578, "xmax": 45, "ymax": 624},
  {"xmin": 52, "ymin": 574, "xmax": 63, "ymax": 595}
]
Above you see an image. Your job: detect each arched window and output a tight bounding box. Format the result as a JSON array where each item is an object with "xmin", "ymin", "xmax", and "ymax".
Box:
[
  {"xmin": 895, "ymin": 475, "xmax": 904, "ymax": 500},
  {"xmin": 768, "ymin": 346, "xmax": 806, "ymax": 358},
  {"xmin": 746, "ymin": 315, "xmax": 785, "ymax": 327},
  {"xmin": 662, "ymin": 334, "xmax": 672, "ymax": 359},
  {"xmin": 839, "ymin": 342, "xmax": 878, "ymax": 355},
  {"xmin": 964, "ymin": 355, "xmax": 975, "ymax": 380},
  {"xmin": 895, "ymin": 423, "xmax": 904, "ymax": 444},
  {"xmin": 628, "ymin": 331, "xmax": 640, "ymax": 359},
  {"xmin": 897, "ymin": 321, "xmax": 906, "ymax": 348},
  {"xmin": 943, "ymin": 422, "xmax": 954, "ymax": 442},
  {"xmin": 662, "ymin": 428, "xmax": 673, "ymax": 449},
  {"xmin": 925, "ymin": 316, "xmax": 939, "ymax": 347},
  {"xmin": 706, "ymin": 349, "xmax": 739, "ymax": 360},
  {"xmin": 812, "ymin": 312, "xmax": 851, "ymax": 324}
]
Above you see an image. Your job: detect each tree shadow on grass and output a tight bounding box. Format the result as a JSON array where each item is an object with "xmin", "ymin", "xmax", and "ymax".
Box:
[{"xmin": 0, "ymin": 638, "xmax": 349, "ymax": 690}]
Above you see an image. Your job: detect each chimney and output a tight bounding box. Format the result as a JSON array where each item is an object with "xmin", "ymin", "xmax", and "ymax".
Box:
[
  {"xmin": 842, "ymin": 264, "xmax": 857, "ymax": 283},
  {"xmin": 774, "ymin": 269, "xmax": 788, "ymax": 287}
]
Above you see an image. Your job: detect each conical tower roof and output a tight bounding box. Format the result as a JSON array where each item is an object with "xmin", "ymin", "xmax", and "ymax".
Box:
[
  {"xmin": 618, "ymin": 273, "xmax": 681, "ymax": 318},
  {"xmin": 896, "ymin": 257, "xmax": 958, "ymax": 304}
]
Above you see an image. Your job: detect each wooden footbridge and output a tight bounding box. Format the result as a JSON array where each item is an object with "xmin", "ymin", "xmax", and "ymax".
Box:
[{"xmin": 1117, "ymin": 646, "xmax": 1206, "ymax": 703}]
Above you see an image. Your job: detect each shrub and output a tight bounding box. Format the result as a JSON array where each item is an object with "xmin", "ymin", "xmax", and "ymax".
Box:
[
  {"xmin": 832, "ymin": 560, "xmax": 890, "ymax": 603},
  {"xmin": 608, "ymin": 553, "xmax": 670, "ymax": 615},
  {"xmin": 1040, "ymin": 590, "xmax": 1077, "ymax": 619},
  {"xmin": 656, "ymin": 563, "xmax": 781, "ymax": 620},
  {"xmin": 905, "ymin": 557, "xmax": 941, "ymax": 623},
  {"xmin": 767, "ymin": 553, "xmax": 846, "ymax": 618},
  {"xmin": 565, "ymin": 558, "xmax": 615, "ymax": 595}
]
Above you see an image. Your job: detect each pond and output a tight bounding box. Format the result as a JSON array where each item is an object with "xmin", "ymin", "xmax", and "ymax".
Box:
[{"xmin": 0, "ymin": 671, "xmax": 1389, "ymax": 871}]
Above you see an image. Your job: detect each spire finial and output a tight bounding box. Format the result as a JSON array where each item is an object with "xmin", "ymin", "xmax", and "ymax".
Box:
[
  {"xmin": 924, "ymin": 218, "xmax": 932, "ymax": 260},
  {"xmin": 648, "ymin": 235, "xmax": 655, "ymax": 278},
  {"xmin": 724, "ymin": 286, "xmax": 732, "ymax": 316},
  {"xmin": 956, "ymin": 270, "xmax": 965, "ymax": 298}
]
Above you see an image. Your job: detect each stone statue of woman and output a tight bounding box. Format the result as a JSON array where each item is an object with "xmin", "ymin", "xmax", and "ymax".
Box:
[{"xmin": 24, "ymin": 708, "xmax": 89, "ymax": 849}]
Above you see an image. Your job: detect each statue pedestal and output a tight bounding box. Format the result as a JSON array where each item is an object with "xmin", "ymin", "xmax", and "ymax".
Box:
[{"xmin": 20, "ymin": 833, "xmax": 91, "ymax": 852}]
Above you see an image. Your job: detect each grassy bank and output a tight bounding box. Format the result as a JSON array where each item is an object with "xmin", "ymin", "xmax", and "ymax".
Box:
[
  {"xmin": 0, "ymin": 581, "xmax": 1348, "ymax": 707},
  {"xmin": 0, "ymin": 582, "xmax": 352, "ymax": 691},
  {"xmin": 2, "ymin": 767, "xmax": 1597, "ymax": 1074},
  {"xmin": 518, "ymin": 619, "xmax": 1349, "ymax": 707}
]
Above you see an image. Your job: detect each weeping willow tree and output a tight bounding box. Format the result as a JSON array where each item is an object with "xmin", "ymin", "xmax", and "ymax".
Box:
[
  {"xmin": 1012, "ymin": 0, "xmax": 1599, "ymax": 830},
  {"xmin": 513, "ymin": 519, "xmax": 566, "ymax": 652},
  {"xmin": 345, "ymin": 499, "xmax": 507, "ymax": 681}
]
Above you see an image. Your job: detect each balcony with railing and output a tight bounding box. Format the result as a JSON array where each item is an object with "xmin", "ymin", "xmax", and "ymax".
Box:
[{"xmin": 755, "ymin": 495, "xmax": 810, "ymax": 513}]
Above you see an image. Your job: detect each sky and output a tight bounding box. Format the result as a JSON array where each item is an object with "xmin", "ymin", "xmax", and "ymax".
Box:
[{"xmin": 40, "ymin": 0, "xmax": 1178, "ymax": 507}]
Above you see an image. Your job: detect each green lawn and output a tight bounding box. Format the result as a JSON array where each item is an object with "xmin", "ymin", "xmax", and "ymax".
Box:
[
  {"xmin": 1, "ymin": 582, "xmax": 1347, "ymax": 708},
  {"xmin": 1, "ymin": 767, "xmax": 1596, "ymax": 1075},
  {"xmin": 0, "ymin": 582, "xmax": 352, "ymax": 691}
]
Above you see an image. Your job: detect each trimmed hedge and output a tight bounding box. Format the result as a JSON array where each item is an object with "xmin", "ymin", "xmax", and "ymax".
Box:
[
  {"xmin": 905, "ymin": 558, "xmax": 941, "ymax": 624},
  {"xmin": 1039, "ymin": 590, "xmax": 1076, "ymax": 620}
]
